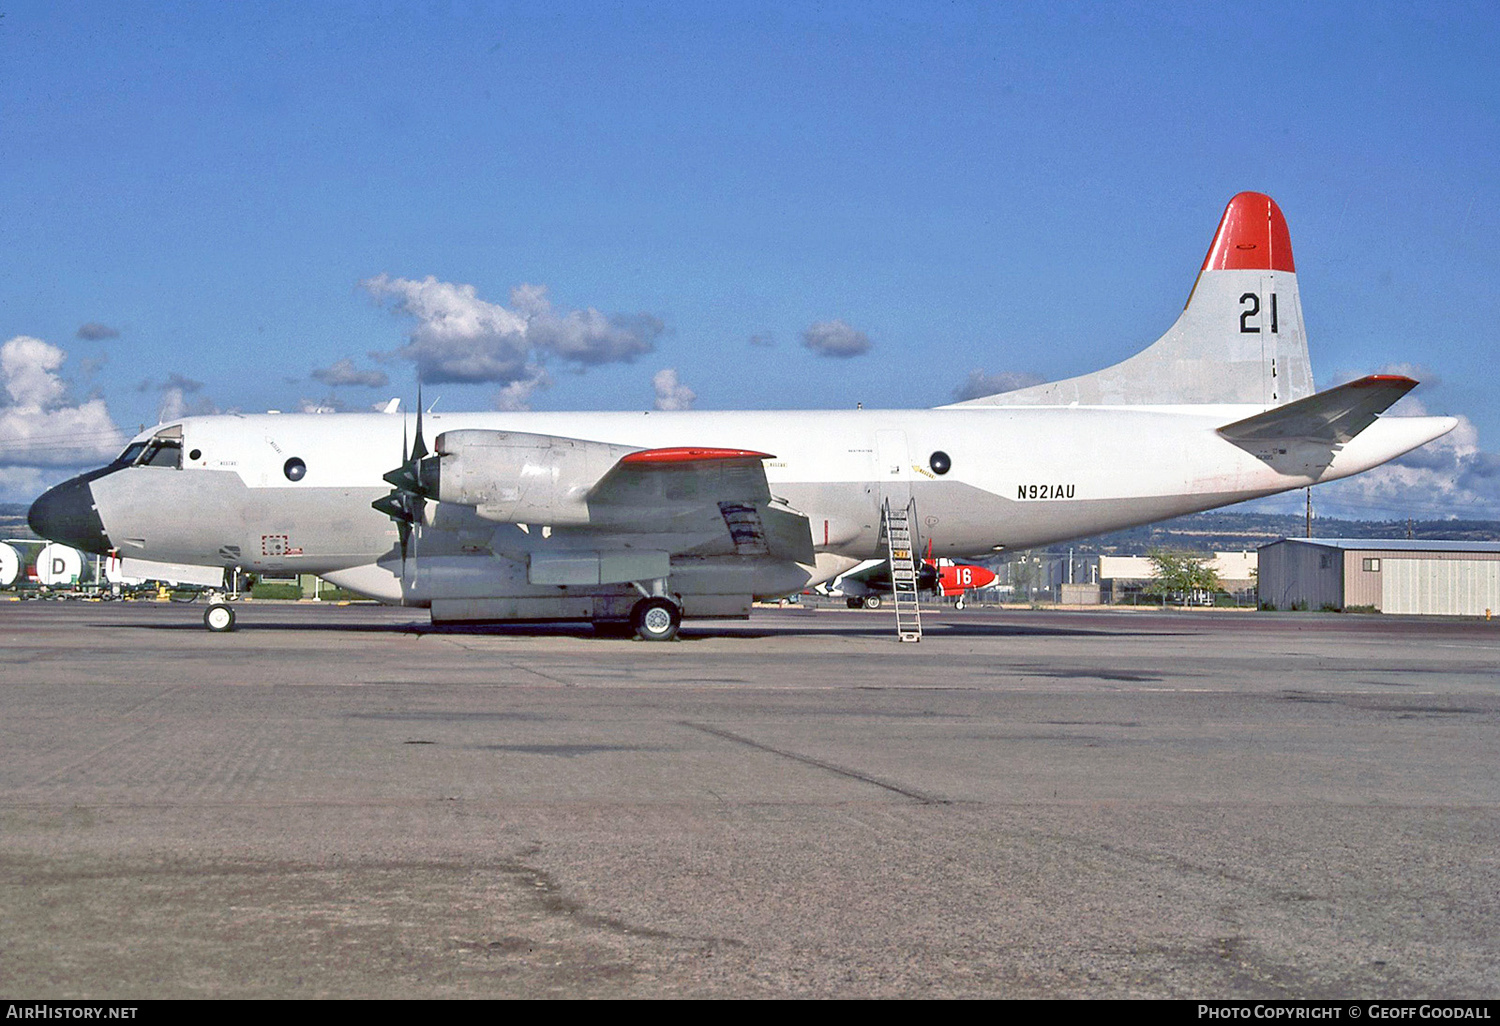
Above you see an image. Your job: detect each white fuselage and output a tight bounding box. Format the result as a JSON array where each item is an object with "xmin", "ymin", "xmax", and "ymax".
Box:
[{"xmin": 91, "ymin": 404, "xmax": 1453, "ymax": 590}]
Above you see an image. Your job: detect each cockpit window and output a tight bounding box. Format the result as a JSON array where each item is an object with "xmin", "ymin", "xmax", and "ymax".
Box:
[
  {"xmin": 113, "ymin": 442, "xmax": 149, "ymax": 467},
  {"xmin": 137, "ymin": 439, "xmax": 183, "ymax": 469}
]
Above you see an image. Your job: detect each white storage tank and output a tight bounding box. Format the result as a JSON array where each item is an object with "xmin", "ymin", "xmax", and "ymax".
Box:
[
  {"xmin": 35, "ymin": 542, "xmax": 83, "ymax": 587},
  {"xmin": 0, "ymin": 541, "xmax": 20, "ymax": 588}
]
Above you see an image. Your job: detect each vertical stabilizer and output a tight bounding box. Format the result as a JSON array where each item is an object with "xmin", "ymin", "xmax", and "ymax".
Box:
[{"xmin": 951, "ymin": 193, "xmax": 1316, "ymax": 407}]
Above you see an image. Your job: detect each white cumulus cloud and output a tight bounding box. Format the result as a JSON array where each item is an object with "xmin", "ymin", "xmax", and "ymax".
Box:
[
  {"xmin": 493, "ymin": 367, "xmax": 552, "ymax": 412},
  {"xmin": 0, "ymin": 336, "xmax": 125, "ymax": 499},
  {"xmin": 3, "ymin": 336, "xmax": 72, "ymax": 409},
  {"xmin": 652, "ymin": 368, "xmax": 696, "ymax": 411},
  {"xmin": 364, "ymin": 275, "xmax": 663, "ymax": 386},
  {"xmin": 0, "ymin": 466, "xmax": 46, "ymax": 497},
  {"xmin": 511, "ymin": 283, "xmax": 662, "ymax": 366}
]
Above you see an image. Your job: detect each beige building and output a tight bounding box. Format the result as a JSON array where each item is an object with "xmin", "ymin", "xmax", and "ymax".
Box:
[
  {"xmin": 1257, "ymin": 538, "xmax": 1500, "ymax": 615},
  {"xmin": 1097, "ymin": 552, "xmax": 1258, "ymax": 604}
]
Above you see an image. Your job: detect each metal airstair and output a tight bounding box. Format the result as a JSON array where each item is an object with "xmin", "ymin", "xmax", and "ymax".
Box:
[{"xmin": 881, "ymin": 498, "xmax": 923, "ymax": 642}]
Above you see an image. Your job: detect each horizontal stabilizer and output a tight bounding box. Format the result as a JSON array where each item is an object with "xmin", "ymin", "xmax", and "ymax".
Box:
[{"xmin": 1217, "ymin": 375, "xmax": 1416, "ymax": 447}]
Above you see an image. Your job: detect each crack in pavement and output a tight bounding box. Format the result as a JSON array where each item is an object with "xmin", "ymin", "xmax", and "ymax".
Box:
[{"xmin": 680, "ymin": 721, "xmax": 950, "ymax": 805}]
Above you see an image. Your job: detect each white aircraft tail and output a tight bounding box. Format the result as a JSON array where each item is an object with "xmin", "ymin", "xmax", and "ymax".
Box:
[{"xmin": 952, "ymin": 192, "xmax": 1315, "ymax": 407}]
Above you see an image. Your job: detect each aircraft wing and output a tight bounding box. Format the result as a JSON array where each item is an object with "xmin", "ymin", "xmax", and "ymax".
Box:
[
  {"xmin": 588, "ymin": 447, "xmax": 775, "ymax": 507},
  {"xmin": 428, "ymin": 432, "xmax": 815, "ymax": 564},
  {"xmin": 586, "ymin": 447, "xmax": 815, "ymax": 564},
  {"xmin": 1217, "ymin": 375, "xmax": 1417, "ymax": 446}
]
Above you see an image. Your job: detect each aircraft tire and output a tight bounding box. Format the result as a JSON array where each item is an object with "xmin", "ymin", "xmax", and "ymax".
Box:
[
  {"xmin": 955, "ymin": 596, "xmax": 965, "ymax": 610},
  {"xmin": 846, "ymin": 597, "xmax": 862, "ymax": 609},
  {"xmin": 204, "ymin": 603, "xmax": 236, "ymax": 633},
  {"xmin": 631, "ymin": 597, "xmax": 681, "ymax": 642},
  {"xmin": 862, "ymin": 595, "xmax": 883, "ymax": 610}
]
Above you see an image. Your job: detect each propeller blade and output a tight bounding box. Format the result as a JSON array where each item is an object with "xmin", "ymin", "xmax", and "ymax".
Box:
[
  {"xmin": 382, "ymin": 463, "xmax": 420, "ymax": 491},
  {"xmin": 410, "ymin": 385, "xmax": 428, "ymax": 463},
  {"xmin": 372, "ymin": 389, "xmax": 433, "ymax": 577},
  {"xmin": 371, "ymin": 493, "xmax": 408, "ymax": 521}
]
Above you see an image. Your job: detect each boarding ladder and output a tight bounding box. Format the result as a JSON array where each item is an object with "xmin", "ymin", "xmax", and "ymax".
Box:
[{"xmin": 881, "ymin": 498, "xmax": 923, "ymax": 642}]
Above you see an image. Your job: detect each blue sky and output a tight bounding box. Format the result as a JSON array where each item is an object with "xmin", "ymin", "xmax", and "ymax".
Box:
[{"xmin": 2, "ymin": 1, "xmax": 1497, "ymax": 519}]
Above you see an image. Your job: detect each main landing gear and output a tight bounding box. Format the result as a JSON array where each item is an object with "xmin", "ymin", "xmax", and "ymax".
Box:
[
  {"xmin": 592, "ymin": 596, "xmax": 682, "ymax": 641},
  {"xmin": 630, "ymin": 596, "xmax": 682, "ymax": 642}
]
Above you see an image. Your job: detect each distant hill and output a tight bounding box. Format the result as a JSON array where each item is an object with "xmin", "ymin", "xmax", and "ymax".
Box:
[
  {"xmin": 1040, "ymin": 510, "xmax": 1500, "ymax": 556},
  {"xmin": 0, "ymin": 504, "xmax": 37, "ymax": 541}
]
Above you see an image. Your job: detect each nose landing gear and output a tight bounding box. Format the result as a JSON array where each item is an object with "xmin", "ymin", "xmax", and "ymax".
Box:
[{"xmin": 204, "ymin": 602, "xmax": 236, "ymax": 632}]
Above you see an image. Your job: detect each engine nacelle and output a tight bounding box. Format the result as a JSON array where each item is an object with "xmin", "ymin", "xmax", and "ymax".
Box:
[{"xmin": 428, "ymin": 430, "xmax": 636, "ymax": 525}]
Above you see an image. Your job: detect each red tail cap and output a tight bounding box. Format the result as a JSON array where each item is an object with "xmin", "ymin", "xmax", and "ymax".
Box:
[{"xmin": 1201, "ymin": 192, "xmax": 1295, "ymax": 273}]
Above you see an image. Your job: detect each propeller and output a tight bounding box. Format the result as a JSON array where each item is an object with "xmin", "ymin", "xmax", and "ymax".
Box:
[
  {"xmin": 372, "ymin": 390, "xmax": 437, "ymax": 568},
  {"xmin": 920, "ymin": 539, "xmax": 939, "ymax": 592}
]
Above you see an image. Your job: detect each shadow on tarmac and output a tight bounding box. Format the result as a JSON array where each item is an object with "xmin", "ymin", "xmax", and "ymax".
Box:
[{"xmin": 97, "ymin": 611, "xmax": 1189, "ymax": 641}]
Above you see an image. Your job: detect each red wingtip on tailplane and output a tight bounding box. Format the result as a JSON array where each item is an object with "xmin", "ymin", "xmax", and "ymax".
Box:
[{"xmin": 1200, "ymin": 192, "xmax": 1295, "ymax": 273}]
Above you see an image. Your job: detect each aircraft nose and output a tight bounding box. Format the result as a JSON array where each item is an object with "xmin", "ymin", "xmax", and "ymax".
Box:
[{"xmin": 28, "ymin": 476, "xmax": 112, "ymax": 555}]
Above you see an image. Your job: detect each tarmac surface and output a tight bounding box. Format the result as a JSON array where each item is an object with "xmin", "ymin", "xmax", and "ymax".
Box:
[{"xmin": 1, "ymin": 599, "xmax": 1497, "ymax": 999}]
